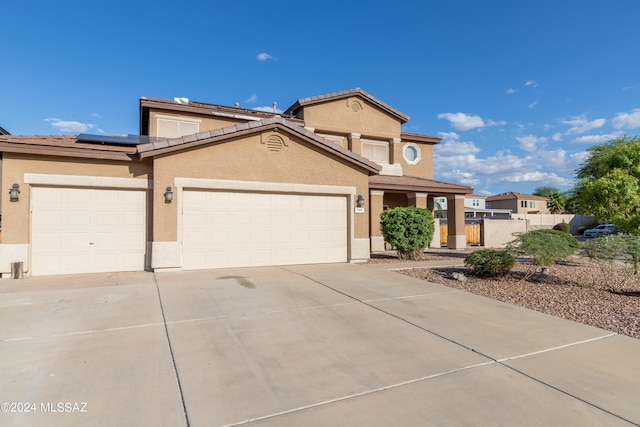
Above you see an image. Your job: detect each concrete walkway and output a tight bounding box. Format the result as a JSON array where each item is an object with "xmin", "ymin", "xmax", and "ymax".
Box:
[{"xmin": 1, "ymin": 262, "xmax": 639, "ymax": 426}]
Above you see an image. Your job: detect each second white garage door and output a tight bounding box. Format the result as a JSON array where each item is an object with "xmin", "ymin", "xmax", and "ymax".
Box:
[{"xmin": 182, "ymin": 191, "xmax": 348, "ymax": 269}]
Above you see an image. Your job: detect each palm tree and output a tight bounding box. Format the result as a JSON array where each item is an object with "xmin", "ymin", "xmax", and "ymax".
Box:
[{"xmin": 546, "ymin": 191, "xmax": 565, "ymax": 214}]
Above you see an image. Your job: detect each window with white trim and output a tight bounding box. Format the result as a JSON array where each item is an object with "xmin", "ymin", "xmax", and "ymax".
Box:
[
  {"xmin": 156, "ymin": 115, "xmax": 201, "ymax": 138},
  {"xmin": 317, "ymin": 133, "xmax": 345, "ymax": 147},
  {"xmin": 472, "ymin": 199, "xmax": 480, "ymax": 207},
  {"xmin": 402, "ymin": 143, "xmax": 421, "ymax": 164},
  {"xmin": 361, "ymin": 140, "xmax": 389, "ymax": 164}
]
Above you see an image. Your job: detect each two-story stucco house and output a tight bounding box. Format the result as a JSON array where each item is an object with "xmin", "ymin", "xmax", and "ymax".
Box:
[
  {"xmin": 486, "ymin": 191, "xmax": 550, "ymax": 215},
  {"xmin": 0, "ymin": 88, "xmax": 472, "ymax": 276}
]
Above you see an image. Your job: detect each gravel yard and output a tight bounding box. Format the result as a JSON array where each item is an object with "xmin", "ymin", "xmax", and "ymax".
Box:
[{"xmin": 372, "ymin": 252, "xmax": 640, "ymax": 339}]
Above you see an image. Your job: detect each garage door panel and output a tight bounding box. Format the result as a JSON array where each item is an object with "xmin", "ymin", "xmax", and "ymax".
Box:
[
  {"xmin": 31, "ymin": 187, "xmax": 146, "ymax": 276},
  {"xmin": 182, "ymin": 191, "xmax": 347, "ymax": 269}
]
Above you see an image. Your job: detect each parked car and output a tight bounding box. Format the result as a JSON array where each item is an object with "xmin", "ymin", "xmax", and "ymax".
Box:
[{"xmin": 583, "ymin": 224, "xmax": 619, "ymax": 238}]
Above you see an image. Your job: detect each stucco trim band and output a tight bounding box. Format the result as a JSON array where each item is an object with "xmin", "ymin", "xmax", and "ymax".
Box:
[
  {"xmin": 174, "ymin": 178, "xmax": 356, "ymax": 196},
  {"xmin": 24, "ymin": 174, "xmax": 152, "ymax": 189}
]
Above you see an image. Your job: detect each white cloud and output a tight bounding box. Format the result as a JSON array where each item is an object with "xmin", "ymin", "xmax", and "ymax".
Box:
[
  {"xmin": 499, "ymin": 171, "xmax": 573, "ymax": 187},
  {"xmin": 612, "ymin": 108, "xmax": 640, "ymax": 129},
  {"xmin": 506, "ymin": 88, "xmax": 517, "ymax": 94},
  {"xmin": 437, "ymin": 131, "xmax": 460, "ymax": 141},
  {"xmin": 516, "ymin": 135, "xmax": 547, "ymax": 152},
  {"xmin": 571, "ymin": 131, "xmax": 624, "ymax": 144},
  {"xmin": 245, "ymin": 94, "xmax": 257, "ymax": 103},
  {"xmin": 528, "ymin": 100, "xmax": 538, "ymax": 109},
  {"xmin": 437, "ymin": 112, "xmax": 504, "ymax": 131},
  {"xmin": 560, "ymin": 115, "xmax": 606, "ymax": 134},
  {"xmin": 45, "ymin": 117, "xmax": 98, "ymax": 133},
  {"xmin": 433, "ymin": 134, "xmax": 581, "ymax": 193},
  {"xmin": 437, "ymin": 112, "xmax": 484, "ymax": 131},
  {"xmin": 525, "ymin": 80, "xmax": 537, "ymax": 88},
  {"xmin": 257, "ymin": 52, "xmax": 274, "ymax": 61},
  {"xmin": 552, "ymin": 132, "xmax": 563, "ymax": 141},
  {"xmin": 434, "ymin": 140, "xmax": 481, "ymax": 156}
]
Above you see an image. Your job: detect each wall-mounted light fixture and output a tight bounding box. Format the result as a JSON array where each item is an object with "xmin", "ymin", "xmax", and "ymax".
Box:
[
  {"xmin": 164, "ymin": 186, "xmax": 173, "ymax": 203},
  {"xmin": 356, "ymin": 194, "xmax": 365, "ymax": 208},
  {"xmin": 9, "ymin": 184, "xmax": 20, "ymax": 202}
]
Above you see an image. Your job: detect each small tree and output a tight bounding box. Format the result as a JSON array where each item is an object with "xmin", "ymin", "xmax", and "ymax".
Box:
[
  {"xmin": 580, "ymin": 234, "xmax": 640, "ymax": 293},
  {"xmin": 573, "ymin": 136, "xmax": 640, "ymax": 235},
  {"xmin": 506, "ymin": 229, "xmax": 579, "ymax": 279},
  {"xmin": 380, "ymin": 207, "xmax": 434, "ymax": 260}
]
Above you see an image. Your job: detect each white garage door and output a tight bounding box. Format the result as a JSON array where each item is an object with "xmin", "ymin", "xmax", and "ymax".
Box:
[
  {"xmin": 182, "ymin": 191, "xmax": 348, "ymax": 269},
  {"xmin": 31, "ymin": 187, "xmax": 146, "ymax": 276}
]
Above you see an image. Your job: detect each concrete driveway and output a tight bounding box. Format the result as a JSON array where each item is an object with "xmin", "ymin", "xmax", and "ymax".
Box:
[{"xmin": 1, "ymin": 263, "xmax": 639, "ymax": 426}]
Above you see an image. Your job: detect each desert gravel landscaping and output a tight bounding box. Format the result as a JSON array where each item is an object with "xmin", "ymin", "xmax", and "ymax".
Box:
[{"xmin": 371, "ymin": 251, "xmax": 640, "ymax": 340}]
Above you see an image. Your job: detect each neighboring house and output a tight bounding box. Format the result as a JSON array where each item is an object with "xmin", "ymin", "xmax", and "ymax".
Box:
[
  {"xmin": 0, "ymin": 126, "xmax": 10, "ymax": 135},
  {"xmin": 486, "ymin": 191, "xmax": 550, "ymax": 214},
  {"xmin": 434, "ymin": 194, "xmax": 512, "ymax": 219},
  {"xmin": 0, "ymin": 88, "xmax": 472, "ymax": 277}
]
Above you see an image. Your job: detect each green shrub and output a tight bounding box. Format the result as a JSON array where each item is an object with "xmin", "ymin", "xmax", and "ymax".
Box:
[
  {"xmin": 380, "ymin": 207, "xmax": 434, "ymax": 260},
  {"xmin": 552, "ymin": 222, "xmax": 570, "ymax": 234},
  {"xmin": 464, "ymin": 249, "xmax": 515, "ymax": 277}
]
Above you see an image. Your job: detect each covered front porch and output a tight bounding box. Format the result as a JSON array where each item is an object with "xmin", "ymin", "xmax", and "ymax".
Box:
[{"xmin": 368, "ymin": 175, "xmax": 473, "ymax": 251}]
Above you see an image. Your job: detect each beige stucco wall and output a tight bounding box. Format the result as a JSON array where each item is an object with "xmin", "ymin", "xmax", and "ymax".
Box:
[
  {"xmin": 399, "ymin": 142, "xmax": 435, "ymax": 179},
  {"xmin": 152, "ymin": 130, "xmax": 371, "ymax": 242},
  {"xmin": 482, "ymin": 219, "xmax": 529, "ymax": 248},
  {"xmin": 382, "ymin": 192, "xmax": 408, "ymax": 209},
  {"xmin": 302, "ymin": 97, "xmax": 401, "ymax": 143},
  {"xmin": 1, "ymin": 153, "xmax": 152, "ymax": 244}
]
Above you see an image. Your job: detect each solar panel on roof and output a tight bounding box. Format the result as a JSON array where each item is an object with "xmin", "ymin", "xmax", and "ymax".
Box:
[{"xmin": 77, "ymin": 134, "xmax": 154, "ymax": 146}]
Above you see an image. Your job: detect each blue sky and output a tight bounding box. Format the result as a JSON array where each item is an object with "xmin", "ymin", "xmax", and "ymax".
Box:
[{"xmin": 2, "ymin": 1, "xmax": 640, "ymax": 196}]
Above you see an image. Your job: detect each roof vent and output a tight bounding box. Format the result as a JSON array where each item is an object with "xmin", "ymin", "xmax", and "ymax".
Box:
[
  {"xmin": 174, "ymin": 97, "xmax": 189, "ymax": 105},
  {"xmin": 235, "ymin": 102, "xmax": 239, "ymax": 108}
]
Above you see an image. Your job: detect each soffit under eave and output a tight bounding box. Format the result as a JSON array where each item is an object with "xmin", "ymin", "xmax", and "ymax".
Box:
[{"xmin": 369, "ymin": 183, "xmax": 473, "ymax": 195}]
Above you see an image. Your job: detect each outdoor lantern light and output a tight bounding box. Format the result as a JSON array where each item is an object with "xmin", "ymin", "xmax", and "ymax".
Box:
[
  {"xmin": 356, "ymin": 194, "xmax": 365, "ymax": 208},
  {"xmin": 9, "ymin": 184, "xmax": 20, "ymax": 202},
  {"xmin": 164, "ymin": 186, "xmax": 173, "ymax": 203}
]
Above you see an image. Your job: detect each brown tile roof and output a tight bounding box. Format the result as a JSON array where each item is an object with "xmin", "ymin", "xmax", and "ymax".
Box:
[
  {"xmin": 283, "ymin": 88, "xmax": 410, "ymax": 124},
  {"xmin": 136, "ymin": 116, "xmax": 382, "ymax": 174},
  {"xmin": 486, "ymin": 191, "xmax": 549, "ymax": 201},
  {"xmin": 369, "ymin": 175, "xmax": 472, "ymax": 195},
  {"xmin": 0, "ymin": 135, "xmax": 138, "ymax": 161}
]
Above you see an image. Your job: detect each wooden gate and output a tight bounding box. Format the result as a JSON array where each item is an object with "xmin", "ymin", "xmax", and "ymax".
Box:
[{"xmin": 439, "ymin": 223, "xmax": 481, "ymax": 246}]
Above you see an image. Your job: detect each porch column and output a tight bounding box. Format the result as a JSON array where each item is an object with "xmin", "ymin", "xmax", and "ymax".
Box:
[
  {"xmin": 408, "ymin": 192, "xmax": 428, "ymax": 209},
  {"xmin": 447, "ymin": 194, "xmax": 466, "ymax": 249},
  {"xmin": 370, "ymin": 190, "xmax": 385, "ymax": 252}
]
